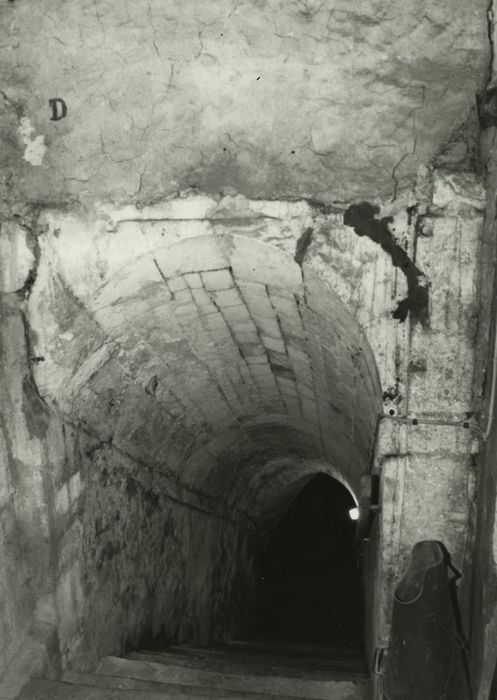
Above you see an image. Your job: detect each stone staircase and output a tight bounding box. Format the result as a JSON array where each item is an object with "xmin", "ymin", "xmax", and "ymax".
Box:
[{"xmin": 17, "ymin": 641, "xmax": 371, "ymax": 699}]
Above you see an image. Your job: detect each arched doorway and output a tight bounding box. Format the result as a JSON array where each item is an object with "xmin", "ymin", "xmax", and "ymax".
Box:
[{"xmin": 255, "ymin": 473, "xmax": 363, "ymax": 651}]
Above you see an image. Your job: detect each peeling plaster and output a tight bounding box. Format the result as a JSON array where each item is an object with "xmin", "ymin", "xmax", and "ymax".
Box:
[{"xmin": 18, "ymin": 117, "xmax": 46, "ymax": 166}]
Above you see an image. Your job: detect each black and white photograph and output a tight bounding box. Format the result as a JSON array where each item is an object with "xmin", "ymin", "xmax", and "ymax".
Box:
[{"xmin": 0, "ymin": 1, "xmax": 495, "ymax": 698}]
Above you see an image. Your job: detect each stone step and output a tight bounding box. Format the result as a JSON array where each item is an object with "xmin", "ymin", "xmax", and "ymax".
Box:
[
  {"xmin": 61, "ymin": 670, "xmax": 302, "ymax": 698},
  {"xmin": 97, "ymin": 655, "xmax": 369, "ymax": 699},
  {"xmin": 162, "ymin": 643, "xmax": 368, "ymax": 674},
  {"xmin": 17, "ymin": 677, "xmax": 294, "ymax": 699},
  {"xmin": 219, "ymin": 640, "xmax": 365, "ymax": 660},
  {"xmin": 129, "ymin": 648, "xmax": 367, "ymax": 680}
]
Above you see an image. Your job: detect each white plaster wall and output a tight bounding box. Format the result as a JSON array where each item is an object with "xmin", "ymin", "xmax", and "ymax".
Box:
[{"xmin": 0, "ymin": 0, "xmax": 488, "ymax": 205}]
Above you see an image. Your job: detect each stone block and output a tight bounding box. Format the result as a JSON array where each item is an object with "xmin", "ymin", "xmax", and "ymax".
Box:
[
  {"xmin": 211, "ymin": 288, "xmax": 242, "ymax": 307},
  {"xmin": 55, "ymin": 569, "xmax": 76, "ymax": 643},
  {"xmin": 172, "ymin": 289, "xmax": 193, "ymax": 305},
  {"xmin": 237, "ymin": 281, "xmax": 267, "ymax": 297},
  {"xmin": 431, "ymin": 171, "xmax": 486, "ymax": 214},
  {"xmin": 155, "ymin": 237, "xmax": 229, "ymax": 277},
  {"xmin": 58, "ymin": 520, "xmax": 84, "ymax": 570},
  {"xmin": 167, "ymin": 276, "xmax": 188, "ymax": 293},
  {"xmin": 294, "ymin": 374, "xmax": 314, "ymax": 392},
  {"xmin": 203, "ymin": 312, "xmax": 229, "ymax": 331},
  {"xmin": 288, "ymin": 346, "xmax": 311, "ymax": 365},
  {"xmin": 231, "ymin": 320, "xmax": 259, "ymax": 335},
  {"xmin": 183, "ymin": 272, "xmax": 203, "ymax": 289},
  {"xmin": 253, "ymin": 317, "xmax": 282, "ymax": 339},
  {"xmin": 249, "ymin": 363, "xmax": 274, "ymax": 379},
  {"xmin": 283, "ymin": 323, "xmax": 307, "ymax": 341},
  {"xmin": 266, "ymin": 346, "xmax": 290, "ymax": 365},
  {"xmin": 173, "ymin": 304, "xmax": 198, "ymax": 320},
  {"xmin": 234, "ymin": 331, "xmax": 260, "ymax": 345},
  {"xmin": 267, "ymin": 285, "xmax": 296, "ymax": 300},
  {"xmin": 302, "ymin": 398, "xmax": 319, "ymax": 424},
  {"xmin": 269, "ymin": 293, "xmax": 298, "ymax": 318},
  {"xmin": 92, "ymin": 262, "xmax": 164, "ymax": 312},
  {"xmin": 193, "ymin": 288, "xmax": 215, "ymax": 308},
  {"xmin": 408, "ymin": 329, "xmax": 474, "ymax": 414},
  {"xmin": 375, "ymin": 419, "xmax": 409, "ymax": 462},
  {"xmin": 282, "ymin": 396, "xmax": 302, "ymax": 416},
  {"xmin": 290, "ymin": 357, "xmax": 312, "ymax": 376},
  {"xmin": 262, "ymin": 396, "xmax": 286, "ymax": 414},
  {"xmin": 406, "ymin": 422, "xmax": 472, "ymax": 455},
  {"xmin": 243, "ymin": 350, "xmax": 269, "ymax": 364},
  {"xmin": 286, "ymin": 334, "xmax": 307, "ymax": 353},
  {"xmin": 297, "ymin": 383, "xmax": 316, "ymax": 401},
  {"xmin": 222, "ymin": 305, "xmax": 251, "ymax": 323},
  {"xmin": 277, "ymin": 376, "xmax": 298, "ymax": 395},
  {"xmin": 230, "ymin": 236, "xmax": 303, "ymax": 291},
  {"xmin": 262, "ymin": 335, "xmax": 286, "ymax": 353},
  {"xmin": 242, "ymin": 294, "xmax": 275, "ymax": 318},
  {"xmin": 415, "ymin": 216, "xmax": 480, "ymax": 335},
  {"xmin": 201, "ymin": 269, "xmax": 234, "ymax": 291}
]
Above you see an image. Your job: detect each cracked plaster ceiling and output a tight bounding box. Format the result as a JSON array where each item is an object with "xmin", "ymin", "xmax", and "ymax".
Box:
[{"xmin": 0, "ymin": 0, "xmax": 489, "ymax": 207}]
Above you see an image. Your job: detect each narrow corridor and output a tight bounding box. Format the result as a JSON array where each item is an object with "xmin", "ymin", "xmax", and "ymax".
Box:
[{"xmin": 255, "ymin": 474, "xmax": 363, "ymax": 651}]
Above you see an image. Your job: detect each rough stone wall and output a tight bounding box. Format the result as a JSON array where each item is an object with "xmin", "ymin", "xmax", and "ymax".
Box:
[
  {"xmin": 1, "ymin": 170, "xmax": 485, "ymax": 679},
  {"xmin": 53, "ymin": 435, "xmax": 255, "ymax": 670},
  {"xmin": 371, "ymin": 169, "xmax": 485, "ymax": 657},
  {"xmin": 0, "ymin": 223, "xmax": 57, "ymax": 686},
  {"xmin": 0, "ymin": 223, "xmax": 258, "ymax": 687}
]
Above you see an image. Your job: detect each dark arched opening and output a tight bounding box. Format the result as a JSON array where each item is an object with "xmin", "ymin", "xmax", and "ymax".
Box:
[{"xmin": 254, "ymin": 473, "xmax": 363, "ymax": 652}]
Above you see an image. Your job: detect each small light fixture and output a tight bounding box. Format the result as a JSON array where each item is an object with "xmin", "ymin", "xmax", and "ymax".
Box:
[{"xmin": 349, "ymin": 507, "xmax": 359, "ymax": 521}]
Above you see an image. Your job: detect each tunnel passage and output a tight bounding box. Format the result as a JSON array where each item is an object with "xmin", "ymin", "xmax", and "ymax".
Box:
[
  {"xmin": 28, "ymin": 229, "xmax": 383, "ymax": 658},
  {"xmin": 255, "ymin": 473, "xmax": 363, "ymax": 649}
]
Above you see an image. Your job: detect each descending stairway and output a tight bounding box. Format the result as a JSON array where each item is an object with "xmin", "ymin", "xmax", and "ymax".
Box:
[{"xmin": 17, "ymin": 641, "xmax": 371, "ymax": 699}]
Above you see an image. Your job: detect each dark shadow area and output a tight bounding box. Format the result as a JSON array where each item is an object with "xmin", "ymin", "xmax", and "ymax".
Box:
[
  {"xmin": 254, "ymin": 474, "xmax": 364, "ymax": 651},
  {"xmin": 384, "ymin": 540, "xmax": 472, "ymax": 700},
  {"xmin": 343, "ymin": 201, "xmax": 429, "ymax": 324},
  {"xmin": 490, "ymin": 658, "xmax": 497, "ymax": 700}
]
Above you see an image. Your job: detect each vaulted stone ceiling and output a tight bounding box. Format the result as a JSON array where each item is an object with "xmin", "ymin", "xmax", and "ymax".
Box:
[
  {"xmin": 0, "ymin": 0, "xmax": 489, "ymax": 206},
  {"xmin": 29, "ymin": 224, "xmax": 381, "ymax": 527}
]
